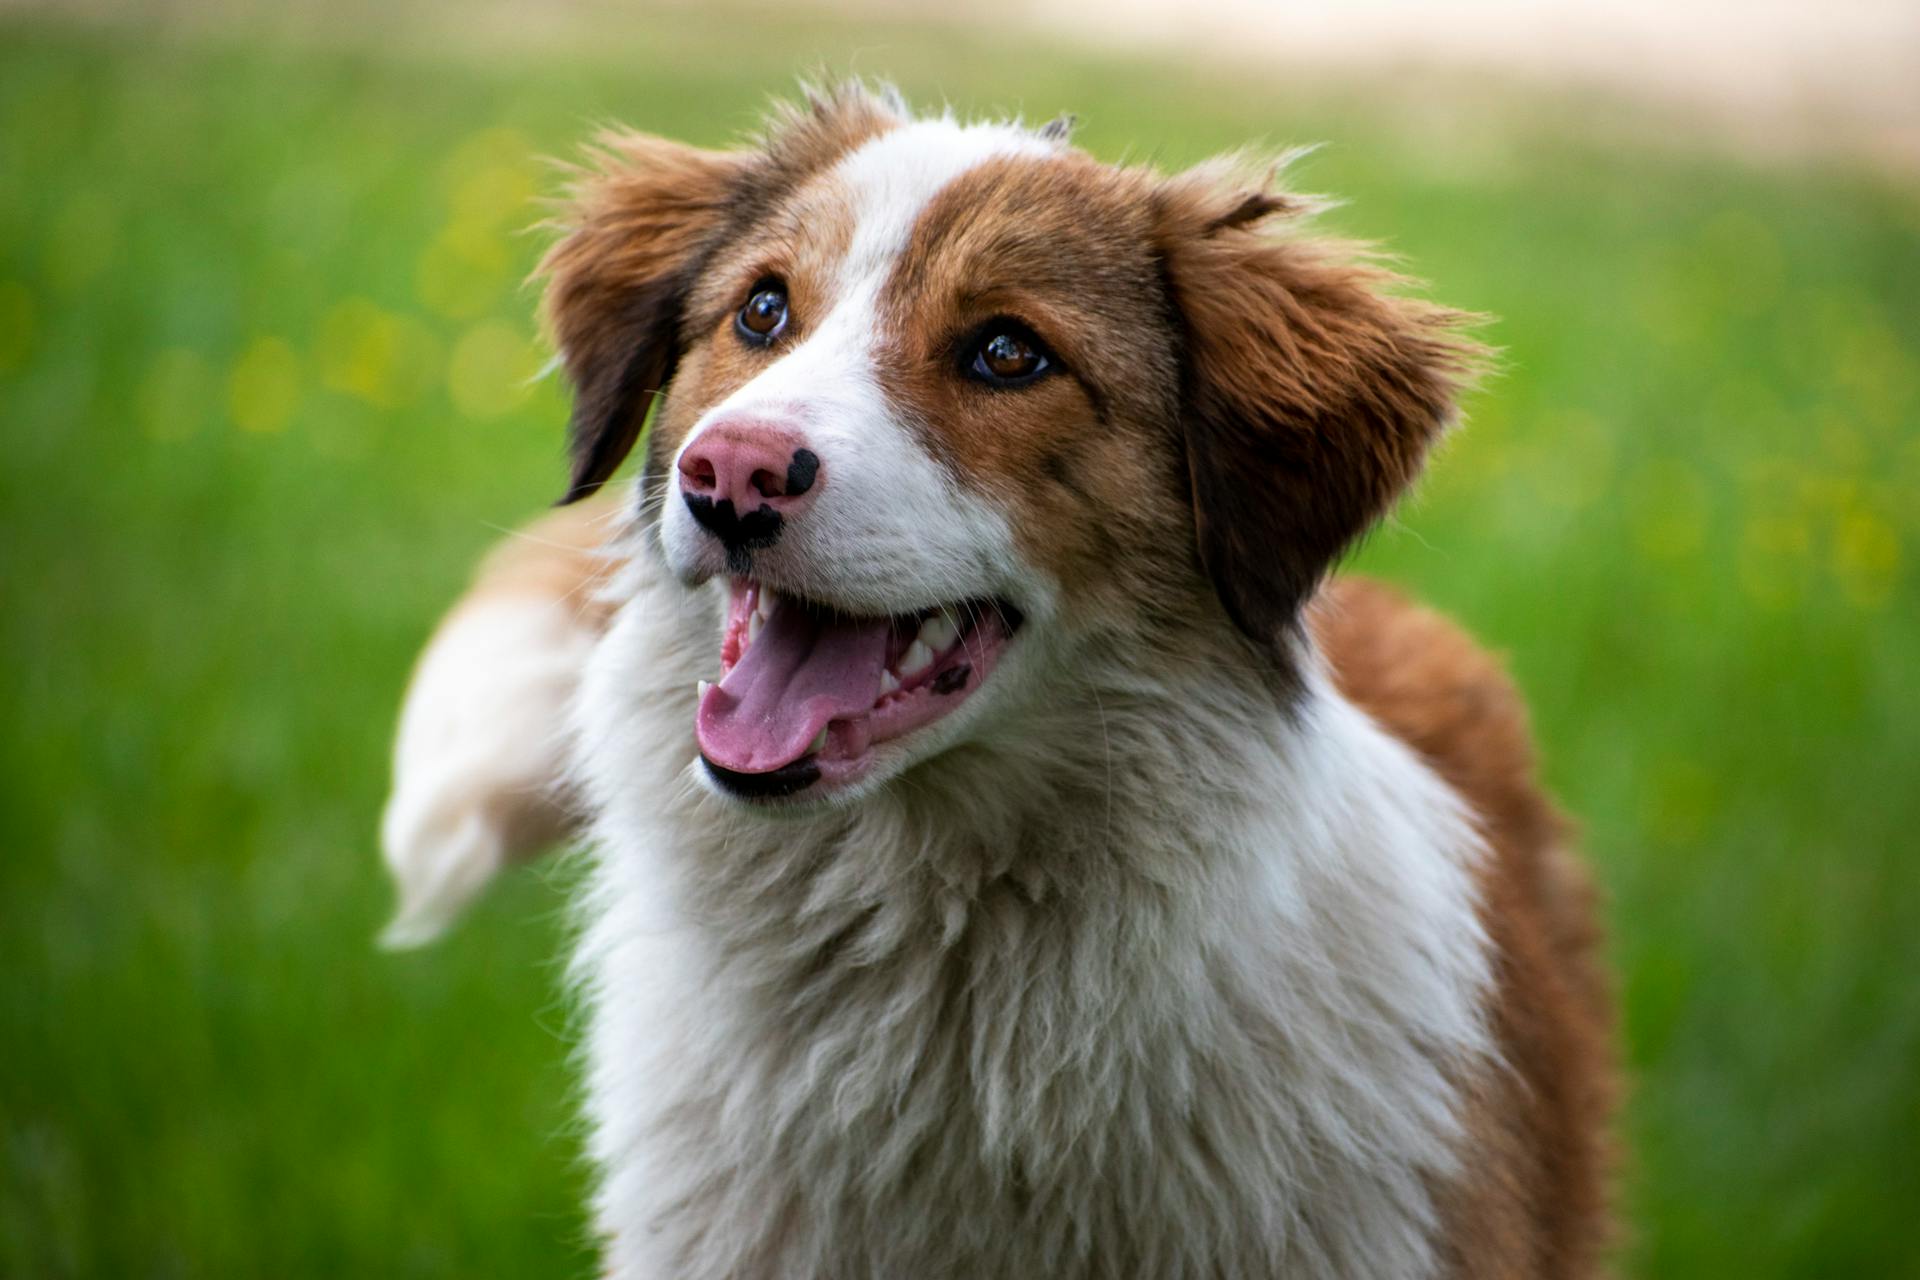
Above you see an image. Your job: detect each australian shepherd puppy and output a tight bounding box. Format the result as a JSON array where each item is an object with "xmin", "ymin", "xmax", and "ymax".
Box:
[{"xmin": 380, "ymin": 83, "xmax": 1615, "ymax": 1278}]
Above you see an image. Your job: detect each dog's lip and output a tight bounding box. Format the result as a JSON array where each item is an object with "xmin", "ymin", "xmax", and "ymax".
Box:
[
  {"xmin": 697, "ymin": 580, "xmax": 1022, "ymax": 802},
  {"xmin": 701, "ymin": 755, "xmax": 822, "ymax": 799}
]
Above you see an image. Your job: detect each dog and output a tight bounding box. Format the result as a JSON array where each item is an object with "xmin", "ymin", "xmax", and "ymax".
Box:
[{"xmin": 380, "ymin": 83, "xmax": 1615, "ymax": 1278}]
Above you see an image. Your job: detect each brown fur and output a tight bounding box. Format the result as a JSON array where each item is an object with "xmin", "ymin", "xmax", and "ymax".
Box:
[
  {"xmin": 542, "ymin": 84, "xmax": 906, "ymax": 501},
  {"xmin": 647, "ymin": 170, "xmax": 865, "ymax": 473},
  {"xmin": 461, "ymin": 500, "xmax": 623, "ymax": 621},
  {"xmin": 407, "ymin": 502, "xmax": 623, "ymax": 875},
  {"xmin": 453, "ymin": 501, "xmax": 1620, "ymax": 1275},
  {"xmin": 1154, "ymin": 165, "xmax": 1481, "ymax": 646},
  {"xmin": 540, "ymin": 133, "xmax": 752, "ymax": 501},
  {"xmin": 882, "ymin": 153, "xmax": 1186, "ymax": 617},
  {"xmin": 1312, "ymin": 579, "xmax": 1616, "ymax": 1276},
  {"xmin": 496, "ymin": 87, "xmax": 1615, "ymax": 1273},
  {"xmin": 540, "ymin": 106, "xmax": 1477, "ymax": 664}
]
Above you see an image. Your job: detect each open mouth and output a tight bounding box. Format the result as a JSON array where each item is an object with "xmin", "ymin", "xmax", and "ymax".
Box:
[{"xmin": 695, "ymin": 581, "xmax": 1022, "ymax": 800}]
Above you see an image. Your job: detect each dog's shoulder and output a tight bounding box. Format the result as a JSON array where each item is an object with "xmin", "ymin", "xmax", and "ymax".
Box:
[
  {"xmin": 1310, "ymin": 575, "xmax": 1554, "ymax": 851},
  {"xmin": 463, "ymin": 495, "xmax": 625, "ymax": 620},
  {"xmin": 1313, "ymin": 577, "xmax": 1617, "ymax": 1276},
  {"xmin": 1309, "ymin": 573, "xmax": 1604, "ymax": 990}
]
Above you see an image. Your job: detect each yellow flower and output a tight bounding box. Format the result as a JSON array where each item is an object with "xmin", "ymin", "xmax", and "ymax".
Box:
[
  {"xmin": 447, "ymin": 320, "xmax": 540, "ymax": 419},
  {"xmin": 228, "ymin": 337, "xmax": 300, "ymax": 435},
  {"xmin": 1832, "ymin": 509, "xmax": 1901, "ymax": 611},
  {"xmin": 315, "ymin": 298, "xmax": 443, "ymax": 409}
]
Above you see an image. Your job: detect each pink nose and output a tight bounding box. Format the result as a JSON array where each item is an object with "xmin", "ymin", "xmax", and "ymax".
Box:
[{"xmin": 677, "ymin": 422, "xmax": 822, "ymax": 550}]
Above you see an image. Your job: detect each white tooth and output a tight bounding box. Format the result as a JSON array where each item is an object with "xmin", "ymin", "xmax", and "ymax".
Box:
[
  {"xmin": 747, "ymin": 610, "xmax": 764, "ymax": 645},
  {"xmin": 918, "ymin": 612, "xmax": 958, "ymax": 652},
  {"xmin": 898, "ymin": 639, "xmax": 934, "ymax": 678},
  {"xmin": 808, "ymin": 727, "xmax": 829, "ymax": 754},
  {"xmin": 878, "ymin": 670, "xmax": 900, "ymax": 697},
  {"xmin": 697, "ymin": 680, "xmax": 712, "ymax": 699}
]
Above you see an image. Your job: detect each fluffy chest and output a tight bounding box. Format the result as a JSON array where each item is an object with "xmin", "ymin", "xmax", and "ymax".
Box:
[
  {"xmin": 568, "ymin": 565, "xmax": 1492, "ymax": 1279},
  {"xmin": 579, "ymin": 751, "xmax": 1484, "ymax": 1273}
]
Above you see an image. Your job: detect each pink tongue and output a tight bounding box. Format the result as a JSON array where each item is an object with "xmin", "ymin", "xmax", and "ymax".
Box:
[{"xmin": 696, "ymin": 597, "xmax": 889, "ymax": 773}]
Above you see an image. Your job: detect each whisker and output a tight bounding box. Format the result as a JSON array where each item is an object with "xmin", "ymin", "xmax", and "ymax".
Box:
[{"xmin": 474, "ymin": 520, "xmax": 592, "ymax": 553}]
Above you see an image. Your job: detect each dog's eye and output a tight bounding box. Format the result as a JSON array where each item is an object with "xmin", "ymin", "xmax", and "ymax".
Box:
[
  {"xmin": 970, "ymin": 325, "xmax": 1050, "ymax": 386},
  {"xmin": 736, "ymin": 283, "xmax": 788, "ymax": 344}
]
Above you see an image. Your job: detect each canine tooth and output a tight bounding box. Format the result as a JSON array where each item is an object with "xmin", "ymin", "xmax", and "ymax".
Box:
[
  {"xmin": 918, "ymin": 613, "xmax": 959, "ymax": 652},
  {"xmin": 898, "ymin": 639, "xmax": 934, "ymax": 678},
  {"xmin": 808, "ymin": 727, "xmax": 829, "ymax": 754},
  {"xmin": 747, "ymin": 610, "xmax": 764, "ymax": 645},
  {"xmin": 697, "ymin": 679, "xmax": 712, "ymax": 699},
  {"xmin": 878, "ymin": 670, "xmax": 901, "ymax": 697}
]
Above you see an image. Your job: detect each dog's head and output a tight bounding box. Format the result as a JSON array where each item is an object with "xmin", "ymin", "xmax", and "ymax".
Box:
[{"xmin": 543, "ymin": 84, "xmax": 1476, "ymax": 807}]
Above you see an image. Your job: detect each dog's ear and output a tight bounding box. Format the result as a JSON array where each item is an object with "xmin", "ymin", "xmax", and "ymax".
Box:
[
  {"xmin": 538, "ymin": 133, "xmax": 751, "ymax": 503},
  {"xmin": 538, "ymin": 86, "xmax": 910, "ymax": 502},
  {"xmin": 1153, "ymin": 161, "xmax": 1481, "ymax": 644}
]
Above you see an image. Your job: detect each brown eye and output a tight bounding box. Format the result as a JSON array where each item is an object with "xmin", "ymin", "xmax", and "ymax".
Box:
[
  {"xmin": 971, "ymin": 325, "xmax": 1050, "ymax": 385},
  {"xmin": 736, "ymin": 283, "xmax": 788, "ymax": 343}
]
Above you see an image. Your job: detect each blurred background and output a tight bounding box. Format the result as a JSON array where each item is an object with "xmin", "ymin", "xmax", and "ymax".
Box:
[{"xmin": 2, "ymin": 0, "xmax": 1916, "ymax": 1275}]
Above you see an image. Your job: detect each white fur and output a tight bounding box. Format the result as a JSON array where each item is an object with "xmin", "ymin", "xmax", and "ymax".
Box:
[
  {"xmin": 659, "ymin": 121, "xmax": 1056, "ymax": 619},
  {"xmin": 380, "ymin": 596, "xmax": 595, "ymax": 947},
  {"xmin": 392, "ymin": 112, "xmax": 1500, "ymax": 1277},
  {"xmin": 569, "ymin": 544, "xmax": 1493, "ymax": 1279},
  {"xmin": 559, "ymin": 114, "xmax": 1499, "ymax": 1278}
]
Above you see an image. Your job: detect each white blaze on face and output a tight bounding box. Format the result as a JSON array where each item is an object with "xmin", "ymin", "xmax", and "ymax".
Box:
[{"xmin": 660, "ymin": 120, "xmax": 1058, "ymax": 614}]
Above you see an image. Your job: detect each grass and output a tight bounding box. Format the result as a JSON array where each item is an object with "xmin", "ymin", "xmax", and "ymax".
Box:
[{"xmin": 2, "ymin": 9, "xmax": 1917, "ymax": 1277}]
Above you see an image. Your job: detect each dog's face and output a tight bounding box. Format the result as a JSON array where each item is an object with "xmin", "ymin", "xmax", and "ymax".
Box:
[{"xmin": 542, "ymin": 86, "xmax": 1473, "ymax": 806}]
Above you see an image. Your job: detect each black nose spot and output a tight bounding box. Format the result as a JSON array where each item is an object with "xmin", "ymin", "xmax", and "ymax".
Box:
[
  {"xmin": 785, "ymin": 448, "xmax": 819, "ymax": 498},
  {"xmin": 683, "ymin": 493, "xmax": 783, "ymax": 551}
]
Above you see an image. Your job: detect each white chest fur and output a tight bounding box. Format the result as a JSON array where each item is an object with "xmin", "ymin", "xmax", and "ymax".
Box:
[{"xmin": 568, "ymin": 562, "xmax": 1493, "ymax": 1280}]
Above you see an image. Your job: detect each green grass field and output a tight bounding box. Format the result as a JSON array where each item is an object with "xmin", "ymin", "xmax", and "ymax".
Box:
[{"xmin": 2, "ymin": 9, "xmax": 1917, "ymax": 1277}]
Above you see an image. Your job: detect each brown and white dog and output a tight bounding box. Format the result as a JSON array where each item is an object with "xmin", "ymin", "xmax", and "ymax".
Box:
[{"xmin": 380, "ymin": 84, "xmax": 1615, "ymax": 1279}]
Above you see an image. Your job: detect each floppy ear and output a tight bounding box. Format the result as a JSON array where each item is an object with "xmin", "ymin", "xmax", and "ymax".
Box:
[
  {"xmin": 538, "ymin": 133, "xmax": 751, "ymax": 503},
  {"xmin": 1154, "ymin": 164, "xmax": 1481, "ymax": 643}
]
